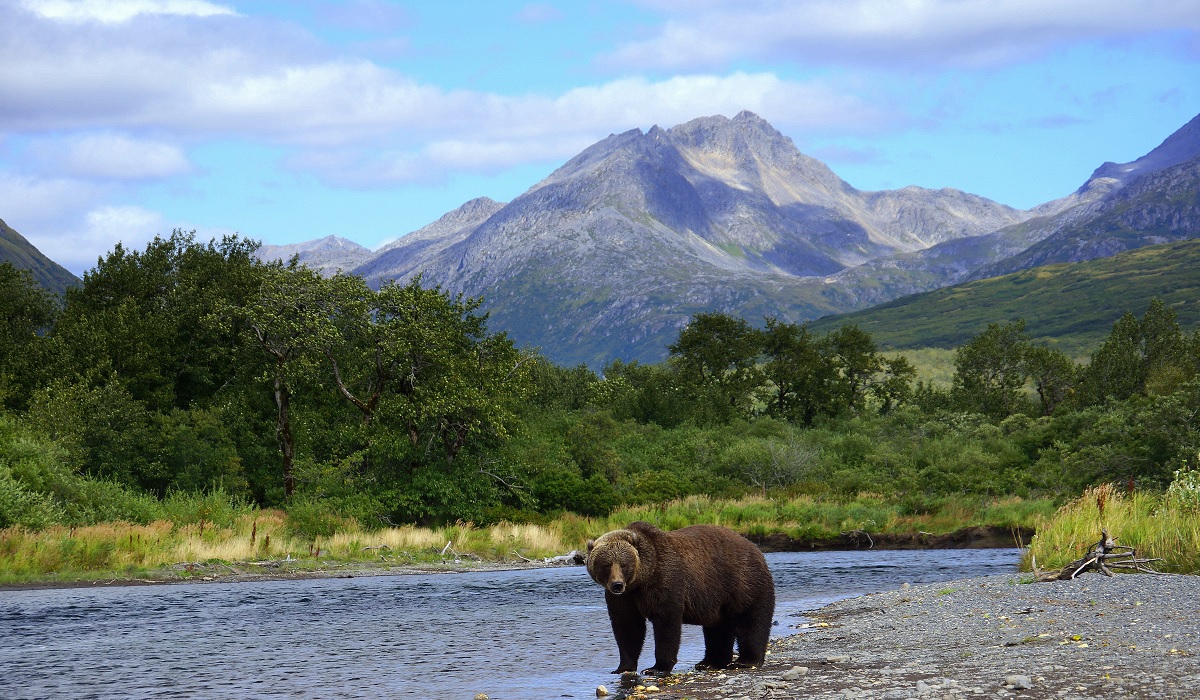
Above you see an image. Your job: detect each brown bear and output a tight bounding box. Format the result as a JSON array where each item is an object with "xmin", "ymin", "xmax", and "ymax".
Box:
[{"xmin": 586, "ymin": 521, "xmax": 775, "ymax": 676}]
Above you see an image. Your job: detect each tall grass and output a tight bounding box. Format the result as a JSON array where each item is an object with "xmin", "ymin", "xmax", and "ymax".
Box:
[
  {"xmin": 1024, "ymin": 483, "xmax": 1200, "ymax": 574},
  {"xmin": 0, "ymin": 492, "xmax": 1053, "ymax": 585}
]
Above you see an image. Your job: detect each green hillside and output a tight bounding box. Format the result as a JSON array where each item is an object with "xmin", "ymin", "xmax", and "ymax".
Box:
[
  {"xmin": 808, "ymin": 238, "xmax": 1200, "ymax": 355},
  {"xmin": 0, "ymin": 218, "xmax": 79, "ymax": 296}
]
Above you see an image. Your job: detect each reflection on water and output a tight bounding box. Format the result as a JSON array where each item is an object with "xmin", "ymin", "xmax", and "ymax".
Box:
[{"xmin": 0, "ymin": 548, "xmax": 1021, "ymax": 699}]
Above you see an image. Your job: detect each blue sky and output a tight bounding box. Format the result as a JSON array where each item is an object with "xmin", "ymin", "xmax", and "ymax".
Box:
[{"xmin": 2, "ymin": 0, "xmax": 1198, "ymax": 274}]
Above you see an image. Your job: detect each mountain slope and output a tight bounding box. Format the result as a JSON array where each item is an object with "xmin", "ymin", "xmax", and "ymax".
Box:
[
  {"xmin": 0, "ymin": 218, "xmax": 79, "ymax": 296},
  {"xmin": 807, "ymin": 238, "xmax": 1200, "ymax": 354},
  {"xmin": 355, "ymin": 111, "xmax": 1029, "ymax": 365},
  {"xmin": 254, "ymin": 235, "xmax": 371, "ymax": 274},
  {"xmin": 972, "ymin": 155, "xmax": 1200, "ymax": 278}
]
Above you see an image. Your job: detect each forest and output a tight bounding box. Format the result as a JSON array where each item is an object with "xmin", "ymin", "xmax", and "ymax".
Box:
[{"xmin": 2, "ymin": 231, "xmax": 1199, "ymax": 539}]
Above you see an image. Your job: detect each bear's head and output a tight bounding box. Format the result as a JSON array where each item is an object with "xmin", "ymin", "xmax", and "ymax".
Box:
[{"xmin": 586, "ymin": 528, "xmax": 641, "ymax": 596}]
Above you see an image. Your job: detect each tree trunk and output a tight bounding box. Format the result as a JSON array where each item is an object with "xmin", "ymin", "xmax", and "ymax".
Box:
[{"xmin": 273, "ymin": 370, "xmax": 296, "ymax": 497}]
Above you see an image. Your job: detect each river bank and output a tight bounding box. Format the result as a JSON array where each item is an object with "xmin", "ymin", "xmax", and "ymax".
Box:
[
  {"xmin": 650, "ymin": 572, "xmax": 1200, "ymax": 700},
  {"xmin": 0, "ymin": 525, "xmax": 1026, "ymax": 591}
]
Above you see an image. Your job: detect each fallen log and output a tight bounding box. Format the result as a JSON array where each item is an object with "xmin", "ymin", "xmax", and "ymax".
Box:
[{"xmin": 1037, "ymin": 529, "xmax": 1163, "ymax": 581}]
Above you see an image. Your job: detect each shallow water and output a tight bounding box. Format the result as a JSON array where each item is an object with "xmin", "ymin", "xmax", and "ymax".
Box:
[{"xmin": 0, "ymin": 548, "xmax": 1022, "ymax": 700}]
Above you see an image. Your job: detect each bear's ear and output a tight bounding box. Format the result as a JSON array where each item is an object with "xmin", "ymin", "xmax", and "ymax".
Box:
[
  {"xmin": 586, "ymin": 539, "xmax": 595, "ymax": 552},
  {"xmin": 625, "ymin": 530, "xmax": 640, "ymax": 547}
]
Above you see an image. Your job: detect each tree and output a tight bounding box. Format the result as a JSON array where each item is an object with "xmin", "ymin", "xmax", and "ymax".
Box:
[
  {"xmin": 1077, "ymin": 299, "xmax": 1191, "ymax": 404},
  {"xmin": 668, "ymin": 312, "xmax": 762, "ymax": 423},
  {"xmin": 0, "ymin": 263, "xmax": 56, "ymax": 410},
  {"xmin": 241, "ymin": 264, "xmax": 338, "ymax": 497},
  {"xmin": 50, "ymin": 231, "xmax": 264, "ymax": 413},
  {"xmin": 953, "ymin": 320, "xmax": 1031, "ymax": 417},
  {"xmin": 760, "ymin": 318, "xmax": 834, "ymax": 426},
  {"xmin": 1023, "ymin": 345, "xmax": 1076, "ymax": 416},
  {"xmin": 872, "ymin": 355, "xmax": 917, "ymax": 414},
  {"xmin": 822, "ymin": 324, "xmax": 883, "ymax": 414}
]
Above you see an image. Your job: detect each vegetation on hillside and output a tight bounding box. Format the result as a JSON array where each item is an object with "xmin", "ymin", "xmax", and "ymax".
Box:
[
  {"xmin": 2, "ymin": 232, "xmax": 1200, "ymax": 581},
  {"xmin": 808, "ymin": 238, "xmax": 1200, "ymax": 355}
]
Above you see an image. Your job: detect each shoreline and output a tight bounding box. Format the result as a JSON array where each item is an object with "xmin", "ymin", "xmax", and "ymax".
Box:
[
  {"xmin": 0, "ymin": 526, "xmax": 1029, "ymax": 592},
  {"xmin": 0, "ymin": 558, "xmax": 563, "ymax": 592},
  {"xmin": 651, "ymin": 572, "xmax": 1200, "ymax": 700}
]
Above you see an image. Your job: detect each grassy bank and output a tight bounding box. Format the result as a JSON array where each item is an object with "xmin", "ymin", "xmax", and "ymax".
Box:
[
  {"xmin": 0, "ymin": 493, "xmax": 1052, "ymax": 586},
  {"xmin": 1025, "ymin": 481, "xmax": 1200, "ymax": 574}
]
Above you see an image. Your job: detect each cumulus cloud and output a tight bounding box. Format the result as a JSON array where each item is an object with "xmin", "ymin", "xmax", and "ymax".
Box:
[
  {"xmin": 1, "ymin": 0, "xmax": 900, "ymax": 186},
  {"xmin": 278, "ymin": 72, "xmax": 896, "ymax": 186},
  {"xmin": 608, "ymin": 0, "xmax": 1200, "ymax": 70},
  {"xmin": 0, "ymin": 172, "xmax": 174, "ymax": 272},
  {"xmin": 29, "ymin": 133, "xmax": 192, "ymax": 179},
  {"xmin": 22, "ymin": 0, "xmax": 236, "ymax": 23}
]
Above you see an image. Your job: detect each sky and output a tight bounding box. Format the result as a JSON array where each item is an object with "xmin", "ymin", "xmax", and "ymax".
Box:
[{"xmin": 2, "ymin": 0, "xmax": 1199, "ymax": 275}]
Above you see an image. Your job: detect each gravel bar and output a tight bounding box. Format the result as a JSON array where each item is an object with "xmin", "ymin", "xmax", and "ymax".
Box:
[{"xmin": 651, "ymin": 573, "xmax": 1200, "ymax": 700}]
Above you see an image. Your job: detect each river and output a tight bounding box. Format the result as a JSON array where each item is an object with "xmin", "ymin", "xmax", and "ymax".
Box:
[{"xmin": 0, "ymin": 548, "xmax": 1023, "ymax": 700}]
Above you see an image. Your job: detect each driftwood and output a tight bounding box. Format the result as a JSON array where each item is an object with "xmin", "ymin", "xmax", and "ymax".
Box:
[{"xmin": 1037, "ymin": 529, "xmax": 1163, "ymax": 581}]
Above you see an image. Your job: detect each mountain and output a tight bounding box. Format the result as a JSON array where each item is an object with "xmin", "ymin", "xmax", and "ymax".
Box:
[
  {"xmin": 807, "ymin": 237, "xmax": 1200, "ymax": 355},
  {"xmin": 353, "ymin": 111, "xmax": 1030, "ymax": 365},
  {"xmin": 354, "ymin": 197, "xmax": 505, "ymax": 284},
  {"xmin": 1088, "ymin": 112, "xmax": 1200, "ymax": 185},
  {"xmin": 254, "ymin": 235, "xmax": 372, "ymax": 274},
  {"xmin": 970, "ymin": 154, "xmax": 1200, "ymax": 278},
  {"xmin": 0, "ymin": 218, "xmax": 79, "ymax": 296},
  {"xmin": 269, "ymin": 109, "xmax": 1200, "ymax": 367},
  {"xmin": 801, "ymin": 111, "xmax": 1200, "ymax": 310}
]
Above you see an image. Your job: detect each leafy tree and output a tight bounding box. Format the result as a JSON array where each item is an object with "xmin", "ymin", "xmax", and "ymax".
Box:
[
  {"xmin": 357, "ymin": 278, "xmax": 530, "ymax": 468},
  {"xmin": 241, "ymin": 264, "xmax": 338, "ymax": 496},
  {"xmin": 872, "ymin": 355, "xmax": 917, "ymax": 414},
  {"xmin": 1023, "ymin": 345, "xmax": 1076, "ymax": 416},
  {"xmin": 50, "ymin": 231, "xmax": 264, "ymax": 413},
  {"xmin": 1077, "ymin": 299, "xmax": 1190, "ymax": 404},
  {"xmin": 668, "ymin": 312, "xmax": 762, "ymax": 422},
  {"xmin": 953, "ymin": 320, "xmax": 1031, "ymax": 417},
  {"xmin": 601, "ymin": 360, "xmax": 688, "ymax": 428},
  {"xmin": 0, "ymin": 262, "xmax": 56, "ymax": 410},
  {"xmin": 760, "ymin": 318, "xmax": 834, "ymax": 425},
  {"xmin": 822, "ymin": 324, "xmax": 883, "ymax": 413}
]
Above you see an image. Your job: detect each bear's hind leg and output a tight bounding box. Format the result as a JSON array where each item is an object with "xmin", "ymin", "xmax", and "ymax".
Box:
[
  {"xmin": 696, "ymin": 623, "xmax": 735, "ymax": 670},
  {"xmin": 730, "ymin": 597, "xmax": 774, "ymax": 669}
]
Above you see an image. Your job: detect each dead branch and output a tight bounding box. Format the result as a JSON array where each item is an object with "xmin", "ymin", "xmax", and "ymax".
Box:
[{"xmin": 1037, "ymin": 529, "xmax": 1163, "ymax": 581}]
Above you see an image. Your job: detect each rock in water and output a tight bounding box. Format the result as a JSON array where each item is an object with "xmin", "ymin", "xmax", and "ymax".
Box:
[{"xmin": 596, "ymin": 684, "xmax": 609, "ymax": 697}]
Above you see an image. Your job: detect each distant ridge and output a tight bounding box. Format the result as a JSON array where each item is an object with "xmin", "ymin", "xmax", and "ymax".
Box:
[
  {"xmin": 0, "ymin": 218, "xmax": 79, "ymax": 296},
  {"xmin": 349, "ymin": 111, "xmax": 1029, "ymax": 365},
  {"xmin": 253, "ymin": 235, "xmax": 372, "ymax": 274},
  {"xmin": 808, "ymin": 238, "xmax": 1200, "ymax": 354},
  {"xmin": 267, "ymin": 108, "xmax": 1200, "ymax": 367}
]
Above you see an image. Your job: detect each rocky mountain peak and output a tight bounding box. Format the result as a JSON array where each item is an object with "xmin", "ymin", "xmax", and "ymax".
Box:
[{"xmin": 1087, "ymin": 111, "xmax": 1200, "ymax": 184}]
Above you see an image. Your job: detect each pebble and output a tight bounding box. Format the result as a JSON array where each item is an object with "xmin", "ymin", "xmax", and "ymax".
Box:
[
  {"xmin": 596, "ymin": 685, "xmax": 609, "ymax": 697},
  {"xmin": 667, "ymin": 573, "xmax": 1200, "ymax": 699},
  {"xmin": 1005, "ymin": 674, "xmax": 1034, "ymax": 689}
]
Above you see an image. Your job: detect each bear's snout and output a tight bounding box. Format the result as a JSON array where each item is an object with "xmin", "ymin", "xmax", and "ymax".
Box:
[{"xmin": 609, "ymin": 580, "xmax": 625, "ymax": 595}]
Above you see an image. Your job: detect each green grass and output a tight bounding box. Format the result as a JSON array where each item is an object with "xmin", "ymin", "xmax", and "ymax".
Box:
[
  {"xmin": 808, "ymin": 238, "xmax": 1200, "ymax": 353},
  {"xmin": 0, "ymin": 493, "xmax": 1054, "ymax": 585},
  {"xmin": 1024, "ymin": 483, "xmax": 1200, "ymax": 575}
]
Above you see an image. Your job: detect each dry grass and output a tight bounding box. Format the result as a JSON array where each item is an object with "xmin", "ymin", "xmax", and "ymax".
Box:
[
  {"xmin": 0, "ymin": 493, "xmax": 1057, "ymax": 585},
  {"xmin": 1024, "ymin": 483, "xmax": 1200, "ymax": 574}
]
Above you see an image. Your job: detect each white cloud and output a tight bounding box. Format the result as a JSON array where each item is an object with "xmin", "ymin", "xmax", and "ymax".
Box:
[
  {"xmin": 0, "ymin": 1, "xmax": 897, "ymax": 190},
  {"xmin": 30, "ymin": 132, "xmax": 192, "ymax": 179},
  {"xmin": 0, "ymin": 172, "xmax": 178, "ymax": 272},
  {"xmin": 22, "ymin": 0, "xmax": 236, "ymax": 23},
  {"xmin": 279, "ymin": 72, "xmax": 896, "ymax": 186},
  {"xmin": 610, "ymin": 0, "xmax": 1200, "ymax": 70}
]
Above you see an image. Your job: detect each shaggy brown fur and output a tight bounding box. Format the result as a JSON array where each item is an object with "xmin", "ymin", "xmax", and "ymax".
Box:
[{"xmin": 585, "ymin": 521, "xmax": 775, "ymax": 676}]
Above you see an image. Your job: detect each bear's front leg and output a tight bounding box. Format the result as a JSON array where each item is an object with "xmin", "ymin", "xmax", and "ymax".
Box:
[
  {"xmin": 643, "ymin": 612, "xmax": 682, "ymax": 676},
  {"xmin": 606, "ymin": 591, "xmax": 646, "ymax": 673}
]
